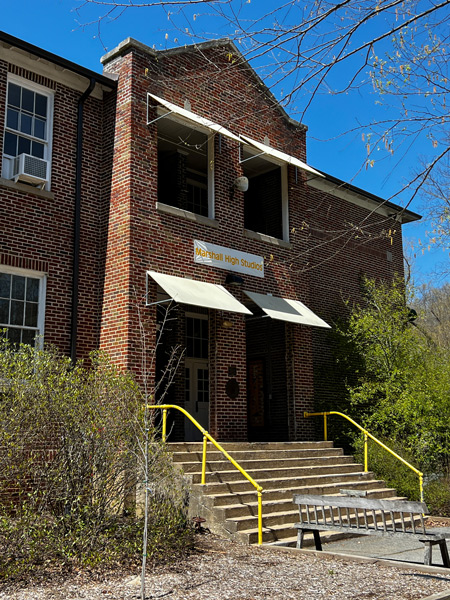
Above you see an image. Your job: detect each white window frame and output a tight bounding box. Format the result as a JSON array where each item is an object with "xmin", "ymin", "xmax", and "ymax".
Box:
[
  {"xmin": 241, "ymin": 145, "xmax": 289, "ymax": 242},
  {"xmin": 2, "ymin": 74, "xmax": 54, "ymax": 190},
  {"xmin": 0, "ymin": 265, "xmax": 47, "ymax": 348},
  {"xmin": 156, "ymin": 110, "xmax": 215, "ymax": 219}
]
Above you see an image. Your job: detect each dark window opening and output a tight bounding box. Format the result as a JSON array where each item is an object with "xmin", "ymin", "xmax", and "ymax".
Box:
[
  {"xmin": 243, "ymin": 148, "xmax": 284, "ymax": 240},
  {"xmin": 157, "ymin": 119, "xmax": 209, "ymax": 217}
]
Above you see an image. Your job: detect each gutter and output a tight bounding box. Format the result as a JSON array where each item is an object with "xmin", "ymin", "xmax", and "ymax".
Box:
[
  {"xmin": 70, "ymin": 77, "xmax": 97, "ymax": 364},
  {"xmin": 0, "ymin": 30, "xmax": 116, "ymax": 89}
]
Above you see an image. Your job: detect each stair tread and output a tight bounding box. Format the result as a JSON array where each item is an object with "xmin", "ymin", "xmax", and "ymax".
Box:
[
  {"xmin": 186, "ymin": 462, "xmax": 364, "ymax": 475},
  {"xmin": 197, "ymin": 475, "xmax": 383, "ymax": 495},
  {"xmin": 209, "ymin": 483, "xmax": 392, "ymax": 497},
  {"xmin": 208, "ymin": 485, "xmax": 397, "ymax": 507}
]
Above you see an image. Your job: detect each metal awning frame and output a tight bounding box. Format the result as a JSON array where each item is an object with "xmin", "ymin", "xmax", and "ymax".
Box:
[{"xmin": 146, "ymin": 93, "xmax": 241, "ymax": 143}]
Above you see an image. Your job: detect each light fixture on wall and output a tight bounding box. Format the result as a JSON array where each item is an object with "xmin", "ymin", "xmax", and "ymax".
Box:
[
  {"xmin": 234, "ymin": 176, "xmax": 249, "ymax": 192},
  {"xmin": 225, "ymin": 273, "xmax": 244, "ymax": 287},
  {"xmin": 221, "ymin": 319, "xmax": 233, "ymax": 329}
]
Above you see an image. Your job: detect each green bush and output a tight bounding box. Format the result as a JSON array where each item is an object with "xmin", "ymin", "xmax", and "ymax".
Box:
[
  {"xmin": 353, "ymin": 436, "xmax": 421, "ymax": 501},
  {"xmin": 0, "ymin": 340, "xmax": 192, "ymax": 580}
]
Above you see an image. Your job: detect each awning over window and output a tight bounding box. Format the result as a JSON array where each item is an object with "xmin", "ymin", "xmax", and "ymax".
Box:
[
  {"xmin": 243, "ymin": 290, "xmax": 330, "ymax": 328},
  {"xmin": 148, "ymin": 93, "xmax": 241, "ymax": 143},
  {"xmin": 148, "ymin": 271, "xmax": 252, "ymax": 314},
  {"xmin": 240, "ymin": 134, "xmax": 323, "ymax": 178}
]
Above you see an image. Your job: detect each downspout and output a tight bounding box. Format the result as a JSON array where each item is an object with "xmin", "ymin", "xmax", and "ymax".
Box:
[{"xmin": 70, "ymin": 77, "xmax": 96, "ymax": 363}]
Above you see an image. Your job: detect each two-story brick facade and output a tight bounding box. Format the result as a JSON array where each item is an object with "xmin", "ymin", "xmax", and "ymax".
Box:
[{"xmin": 0, "ymin": 32, "xmax": 420, "ymax": 443}]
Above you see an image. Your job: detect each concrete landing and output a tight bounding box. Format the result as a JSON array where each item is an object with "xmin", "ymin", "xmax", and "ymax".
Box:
[{"xmin": 321, "ymin": 527, "xmax": 450, "ymax": 568}]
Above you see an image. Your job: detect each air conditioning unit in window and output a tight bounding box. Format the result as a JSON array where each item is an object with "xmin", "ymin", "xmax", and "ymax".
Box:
[{"xmin": 12, "ymin": 154, "xmax": 48, "ymax": 187}]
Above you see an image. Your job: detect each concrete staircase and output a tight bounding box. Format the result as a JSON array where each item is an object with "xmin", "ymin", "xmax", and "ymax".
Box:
[{"xmin": 169, "ymin": 441, "xmax": 403, "ymax": 546}]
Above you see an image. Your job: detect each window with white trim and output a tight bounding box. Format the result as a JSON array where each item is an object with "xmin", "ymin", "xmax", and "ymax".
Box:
[
  {"xmin": 2, "ymin": 76, "xmax": 53, "ymax": 189},
  {"xmin": 0, "ymin": 268, "xmax": 46, "ymax": 347},
  {"xmin": 242, "ymin": 146, "xmax": 289, "ymax": 241},
  {"xmin": 157, "ymin": 118, "xmax": 214, "ymax": 218}
]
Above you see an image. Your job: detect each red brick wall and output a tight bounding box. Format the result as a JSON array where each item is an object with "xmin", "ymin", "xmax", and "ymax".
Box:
[
  {"xmin": 99, "ymin": 41, "xmax": 407, "ymax": 442},
  {"xmin": 0, "ymin": 58, "xmax": 112, "ymax": 361}
]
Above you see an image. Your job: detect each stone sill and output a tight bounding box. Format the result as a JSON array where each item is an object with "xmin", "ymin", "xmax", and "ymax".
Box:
[
  {"xmin": 244, "ymin": 229, "xmax": 292, "ymax": 249},
  {"xmin": 0, "ymin": 177, "xmax": 54, "ymax": 200},
  {"xmin": 156, "ymin": 202, "xmax": 219, "ymax": 228}
]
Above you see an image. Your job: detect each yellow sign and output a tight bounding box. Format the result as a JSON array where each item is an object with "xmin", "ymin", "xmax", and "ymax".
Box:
[{"xmin": 194, "ymin": 240, "xmax": 264, "ymax": 278}]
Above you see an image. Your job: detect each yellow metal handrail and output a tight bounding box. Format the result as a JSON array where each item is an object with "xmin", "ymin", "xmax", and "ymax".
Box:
[
  {"xmin": 148, "ymin": 404, "xmax": 264, "ymax": 545},
  {"xmin": 304, "ymin": 411, "xmax": 424, "ymax": 503}
]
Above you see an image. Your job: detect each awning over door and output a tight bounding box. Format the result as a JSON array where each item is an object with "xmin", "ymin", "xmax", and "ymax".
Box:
[
  {"xmin": 243, "ymin": 290, "xmax": 330, "ymax": 328},
  {"xmin": 148, "ymin": 271, "xmax": 252, "ymax": 314},
  {"xmin": 240, "ymin": 134, "xmax": 323, "ymax": 178},
  {"xmin": 147, "ymin": 93, "xmax": 241, "ymax": 143}
]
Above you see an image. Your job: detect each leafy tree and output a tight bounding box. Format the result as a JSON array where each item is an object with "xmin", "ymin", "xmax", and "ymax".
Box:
[
  {"xmin": 340, "ymin": 276, "xmax": 450, "ymax": 483},
  {"xmin": 77, "ymin": 0, "xmax": 450, "ymax": 206}
]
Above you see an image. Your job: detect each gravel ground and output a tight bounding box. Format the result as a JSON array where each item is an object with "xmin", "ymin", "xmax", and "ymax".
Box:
[{"xmin": 2, "ymin": 535, "xmax": 450, "ymax": 600}]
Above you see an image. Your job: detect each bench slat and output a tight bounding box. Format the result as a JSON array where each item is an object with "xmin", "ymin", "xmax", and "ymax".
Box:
[{"xmin": 293, "ymin": 494, "xmax": 428, "ymax": 514}]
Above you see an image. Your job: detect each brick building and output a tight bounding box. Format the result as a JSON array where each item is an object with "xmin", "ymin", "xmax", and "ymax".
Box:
[{"xmin": 0, "ymin": 32, "xmax": 420, "ymax": 443}]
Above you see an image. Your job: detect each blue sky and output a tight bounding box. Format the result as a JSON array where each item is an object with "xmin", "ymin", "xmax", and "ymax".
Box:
[{"xmin": 2, "ymin": 0, "xmax": 448, "ymax": 286}]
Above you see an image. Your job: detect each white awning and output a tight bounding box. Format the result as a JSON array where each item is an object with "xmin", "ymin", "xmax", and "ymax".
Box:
[
  {"xmin": 148, "ymin": 271, "xmax": 252, "ymax": 314},
  {"xmin": 243, "ymin": 290, "xmax": 330, "ymax": 328},
  {"xmin": 240, "ymin": 134, "xmax": 323, "ymax": 178},
  {"xmin": 148, "ymin": 93, "xmax": 241, "ymax": 143}
]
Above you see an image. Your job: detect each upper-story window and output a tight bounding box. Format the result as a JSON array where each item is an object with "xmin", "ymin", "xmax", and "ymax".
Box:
[
  {"xmin": 157, "ymin": 118, "xmax": 214, "ymax": 218},
  {"xmin": 2, "ymin": 76, "xmax": 53, "ymax": 190},
  {"xmin": 242, "ymin": 145, "xmax": 288, "ymax": 241},
  {"xmin": 0, "ymin": 267, "xmax": 46, "ymax": 347}
]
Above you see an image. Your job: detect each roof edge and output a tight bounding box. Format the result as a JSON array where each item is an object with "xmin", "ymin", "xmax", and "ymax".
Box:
[
  {"xmin": 0, "ymin": 30, "xmax": 117, "ymax": 89},
  {"xmin": 101, "ymin": 37, "xmax": 307, "ymax": 131},
  {"xmin": 309, "ymin": 170, "xmax": 422, "ymax": 224}
]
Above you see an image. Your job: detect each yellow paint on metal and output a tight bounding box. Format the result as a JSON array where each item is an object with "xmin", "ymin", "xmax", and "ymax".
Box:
[
  {"xmin": 148, "ymin": 404, "xmax": 264, "ymax": 545},
  {"xmin": 202, "ymin": 434, "xmax": 208, "ymax": 486},
  {"xmin": 304, "ymin": 411, "xmax": 424, "ymax": 502},
  {"xmin": 162, "ymin": 408, "xmax": 167, "ymax": 443}
]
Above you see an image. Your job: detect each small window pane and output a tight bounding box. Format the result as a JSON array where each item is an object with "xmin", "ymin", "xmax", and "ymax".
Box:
[
  {"xmin": 7, "ymin": 109, "xmax": 19, "ymax": 131},
  {"xmin": 4, "ymin": 132, "xmax": 17, "ymax": 156},
  {"xmin": 31, "ymin": 141, "xmax": 45, "ymax": 159},
  {"xmin": 7, "ymin": 327, "xmax": 21, "ymax": 345},
  {"xmin": 26, "ymin": 278, "xmax": 39, "ymax": 302},
  {"xmin": 20, "ymin": 113, "xmax": 32, "ymax": 136},
  {"xmin": 22, "ymin": 88, "xmax": 34, "ymax": 113},
  {"xmin": 11, "ymin": 276, "xmax": 25, "ymax": 300},
  {"xmin": 34, "ymin": 118, "xmax": 46, "ymax": 140},
  {"xmin": 0, "ymin": 299, "xmax": 9, "ymax": 324},
  {"xmin": 8, "ymin": 84, "xmax": 21, "ymax": 108},
  {"xmin": 25, "ymin": 303, "xmax": 38, "ymax": 327},
  {"xmin": 35, "ymin": 94, "xmax": 47, "ymax": 118},
  {"xmin": 21, "ymin": 329, "xmax": 36, "ymax": 346},
  {"xmin": 0, "ymin": 274, "xmax": 11, "ymax": 298},
  {"xmin": 18, "ymin": 136, "xmax": 31, "ymax": 156},
  {"xmin": 10, "ymin": 300, "xmax": 24, "ymax": 326}
]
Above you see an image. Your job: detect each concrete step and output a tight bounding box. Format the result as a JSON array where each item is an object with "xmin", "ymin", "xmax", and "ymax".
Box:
[
  {"xmin": 171, "ymin": 441, "xmax": 405, "ymax": 546},
  {"xmin": 178, "ymin": 452, "xmax": 347, "ymax": 474},
  {"xmin": 169, "ymin": 441, "xmax": 335, "ymax": 453},
  {"xmin": 189, "ymin": 461, "xmax": 366, "ymax": 484},
  {"xmin": 190, "ymin": 467, "xmax": 371, "ymax": 493},
  {"xmin": 209, "ymin": 481, "xmax": 396, "ymax": 511},
  {"xmin": 172, "ymin": 447, "xmax": 343, "ymax": 464}
]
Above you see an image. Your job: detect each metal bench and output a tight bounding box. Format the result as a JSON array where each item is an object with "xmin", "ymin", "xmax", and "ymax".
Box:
[{"xmin": 293, "ymin": 492, "xmax": 450, "ymax": 567}]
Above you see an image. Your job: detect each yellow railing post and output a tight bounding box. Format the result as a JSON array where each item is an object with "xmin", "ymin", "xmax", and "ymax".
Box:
[
  {"xmin": 147, "ymin": 404, "xmax": 264, "ymax": 545},
  {"xmin": 257, "ymin": 491, "xmax": 263, "ymax": 545},
  {"xmin": 162, "ymin": 408, "xmax": 167, "ymax": 442},
  {"xmin": 323, "ymin": 413, "xmax": 328, "ymax": 441},
  {"xmin": 201, "ymin": 434, "xmax": 208, "ymax": 486},
  {"xmin": 419, "ymin": 473, "xmax": 424, "ymax": 503},
  {"xmin": 364, "ymin": 432, "xmax": 368, "ymax": 472}
]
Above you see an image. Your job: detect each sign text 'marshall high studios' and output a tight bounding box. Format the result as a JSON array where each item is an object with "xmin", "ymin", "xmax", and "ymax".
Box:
[{"xmin": 194, "ymin": 240, "xmax": 264, "ymax": 278}]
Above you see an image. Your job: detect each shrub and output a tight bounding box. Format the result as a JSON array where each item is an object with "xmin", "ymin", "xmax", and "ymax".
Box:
[{"xmin": 0, "ymin": 340, "xmax": 192, "ymax": 581}]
